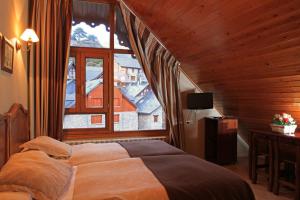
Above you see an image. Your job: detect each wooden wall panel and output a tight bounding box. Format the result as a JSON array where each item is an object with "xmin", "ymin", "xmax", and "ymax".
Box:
[{"xmin": 123, "ymin": 0, "xmax": 300, "ymax": 142}]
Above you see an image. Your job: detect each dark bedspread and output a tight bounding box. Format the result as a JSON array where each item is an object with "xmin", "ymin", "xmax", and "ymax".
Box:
[
  {"xmin": 141, "ymin": 154, "xmax": 255, "ymax": 200},
  {"xmin": 118, "ymin": 140, "xmax": 185, "ymax": 157}
]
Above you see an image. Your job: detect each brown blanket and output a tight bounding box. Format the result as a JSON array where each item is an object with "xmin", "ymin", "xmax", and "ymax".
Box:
[
  {"xmin": 118, "ymin": 140, "xmax": 185, "ymax": 157},
  {"xmin": 141, "ymin": 154, "xmax": 255, "ymax": 200}
]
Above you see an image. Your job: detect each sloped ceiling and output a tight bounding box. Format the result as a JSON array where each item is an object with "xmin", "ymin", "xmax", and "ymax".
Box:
[{"xmin": 123, "ymin": 0, "xmax": 300, "ymax": 137}]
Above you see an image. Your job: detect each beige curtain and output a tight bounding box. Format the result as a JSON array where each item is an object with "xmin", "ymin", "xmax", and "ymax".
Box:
[
  {"xmin": 30, "ymin": 0, "xmax": 72, "ymax": 140},
  {"xmin": 120, "ymin": 3, "xmax": 185, "ymax": 149}
]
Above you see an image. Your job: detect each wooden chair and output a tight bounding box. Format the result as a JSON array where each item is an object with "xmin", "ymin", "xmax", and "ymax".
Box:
[
  {"xmin": 250, "ymin": 132, "xmax": 274, "ymax": 191},
  {"xmin": 273, "ymin": 137, "xmax": 300, "ymax": 200}
]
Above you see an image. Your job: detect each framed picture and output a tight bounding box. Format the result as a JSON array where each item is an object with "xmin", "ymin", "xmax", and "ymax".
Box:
[{"xmin": 1, "ymin": 36, "xmax": 14, "ymax": 74}]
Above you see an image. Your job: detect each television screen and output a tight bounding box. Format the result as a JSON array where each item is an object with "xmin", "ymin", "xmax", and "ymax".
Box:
[{"xmin": 187, "ymin": 93, "xmax": 213, "ymax": 109}]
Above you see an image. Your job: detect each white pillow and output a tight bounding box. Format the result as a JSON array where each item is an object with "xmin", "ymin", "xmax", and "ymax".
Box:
[
  {"xmin": 19, "ymin": 136, "xmax": 72, "ymax": 159},
  {"xmin": 0, "ymin": 151, "xmax": 73, "ymax": 200}
]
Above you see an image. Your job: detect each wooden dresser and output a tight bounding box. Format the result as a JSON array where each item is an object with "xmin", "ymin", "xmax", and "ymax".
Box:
[{"xmin": 204, "ymin": 117, "xmax": 238, "ymax": 165}]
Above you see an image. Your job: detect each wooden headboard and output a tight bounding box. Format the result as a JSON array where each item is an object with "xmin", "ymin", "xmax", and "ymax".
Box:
[
  {"xmin": 0, "ymin": 114, "xmax": 7, "ymax": 167},
  {"xmin": 5, "ymin": 104, "xmax": 30, "ymax": 158}
]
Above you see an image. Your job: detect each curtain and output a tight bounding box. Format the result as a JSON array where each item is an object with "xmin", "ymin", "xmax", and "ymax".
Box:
[
  {"xmin": 120, "ymin": 2, "xmax": 185, "ymax": 149},
  {"xmin": 30, "ymin": 0, "xmax": 72, "ymax": 140}
]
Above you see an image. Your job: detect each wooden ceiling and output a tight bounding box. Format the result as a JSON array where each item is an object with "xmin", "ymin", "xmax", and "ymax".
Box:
[{"xmin": 123, "ymin": 0, "xmax": 300, "ymax": 138}]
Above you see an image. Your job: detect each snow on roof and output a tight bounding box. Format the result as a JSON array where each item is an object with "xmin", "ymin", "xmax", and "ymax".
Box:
[
  {"xmin": 136, "ymin": 90, "xmax": 161, "ymax": 114},
  {"xmin": 86, "ymin": 79, "xmax": 103, "ymax": 94},
  {"xmin": 65, "ymin": 80, "xmax": 76, "ymax": 107},
  {"xmin": 65, "ymin": 100, "xmax": 75, "ymax": 108},
  {"xmin": 120, "ymin": 83, "xmax": 149, "ymax": 102},
  {"xmin": 86, "ymin": 66, "xmax": 103, "ymax": 81},
  {"xmin": 65, "ymin": 80, "xmax": 76, "ymax": 102},
  {"xmin": 115, "ymin": 54, "xmax": 140, "ymax": 69}
]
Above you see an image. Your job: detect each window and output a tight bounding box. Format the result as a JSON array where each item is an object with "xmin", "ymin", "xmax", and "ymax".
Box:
[
  {"xmin": 65, "ymin": 57, "xmax": 76, "ymax": 109},
  {"xmin": 91, "ymin": 115, "xmax": 103, "ymax": 124},
  {"xmin": 114, "ymin": 98, "xmax": 121, "ymax": 107},
  {"xmin": 63, "ymin": 1, "xmax": 166, "ymax": 138},
  {"xmin": 63, "ymin": 114, "xmax": 106, "ymax": 129},
  {"xmin": 63, "ymin": 51, "xmax": 109, "ymax": 129},
  {"xmin": 114, "ymin": 114, "xmax": 120, "ymax": 123},
  {"xmin": 85, "ymin": 58, "xmax": 104, "ymax": 108},
  {"xmin": 113, "ymin": 54, "xmax": 166, "ymax": 131},
  {"xmin": 153, "ymin": 115, "xmax": 159, "ymax": 123}
]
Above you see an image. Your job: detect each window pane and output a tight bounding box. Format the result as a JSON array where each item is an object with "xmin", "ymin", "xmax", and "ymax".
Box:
[
  {"xmin": 72, "ymin": 1, "xmax": 110, "ymax": 48},
  {"xmin": 86, "ymin": 58, "xmax": 104, "ymax": 108},
  {"xmin": 63, "ymin": 114, "xmax": 106, "ymax": 129},
  {"xmin": 114, "ymin": 54, "xmax": 166, "ymax": 131},
  {"xmin": 65, "ymin": 57, "xmax": 76, "ymax": 108},
  {"xmin": 114, "ymin": 5, "xmax": 131, "ymax": 50}
]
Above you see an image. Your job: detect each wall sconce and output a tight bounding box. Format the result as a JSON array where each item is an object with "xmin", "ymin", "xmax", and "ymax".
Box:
[{"xmin": 16, "ymin": 29, "xmax": 39, "ymax": 51}]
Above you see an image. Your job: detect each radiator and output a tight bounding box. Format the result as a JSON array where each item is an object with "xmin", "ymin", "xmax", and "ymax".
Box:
[{"xmin": 64, "ymin": 136, "xmax": 167, "ymax": 145}]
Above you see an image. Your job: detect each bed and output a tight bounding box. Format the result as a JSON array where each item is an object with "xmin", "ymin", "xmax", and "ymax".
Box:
[
  {"xmin": 68, "ymin": 139, "xmax": 186, "ymax": 165},
  {"xmin": 0, "ymin": 103, "xmax": 255, "ymax": 200}
]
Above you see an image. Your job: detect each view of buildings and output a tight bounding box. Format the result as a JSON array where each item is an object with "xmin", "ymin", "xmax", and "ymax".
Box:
[{"xmin": 63, "ymin": 49, "xmax": 165, "ymax": 131}]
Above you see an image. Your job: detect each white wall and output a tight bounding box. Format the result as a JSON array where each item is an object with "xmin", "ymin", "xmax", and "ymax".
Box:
[
  {"xmin": 0, "ymin": 0, "xmax": 28, "ymax": 114},
  {"xmin": 179, "ymin": 70, "xmax": 248, "ymax": 158}
]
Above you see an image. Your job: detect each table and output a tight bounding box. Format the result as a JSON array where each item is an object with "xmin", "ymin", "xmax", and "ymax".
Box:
[{"xmin": 249, "ymin": 129, "xmax": 300, "ymax": 198}]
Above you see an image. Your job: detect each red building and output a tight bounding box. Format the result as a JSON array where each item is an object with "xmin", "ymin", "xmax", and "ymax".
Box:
[{"xmin": 86, "ymin": 84, "xmax": 136, "ymax": 124}]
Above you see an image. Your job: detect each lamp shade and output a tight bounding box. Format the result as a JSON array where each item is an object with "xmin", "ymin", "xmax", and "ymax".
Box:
[{"xmin": 20, "ymin": 29, "xmax": 39, "ymax": 43}]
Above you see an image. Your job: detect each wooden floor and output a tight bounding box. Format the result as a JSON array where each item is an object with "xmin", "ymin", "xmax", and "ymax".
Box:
[{"xmin": 225, "ymin": 157, "xmax": 294, "ymax": 200}]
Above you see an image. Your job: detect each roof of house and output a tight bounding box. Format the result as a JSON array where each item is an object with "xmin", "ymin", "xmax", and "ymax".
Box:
[
  {"xmin": 86, "ymin": 66, "xmax": 103, "ymax": 81},
  {"xmin": 136, "ymin": 90, "xmax": 161, "ymax": 114},
  {"xmin": 65, "ymin": 80, "xmax": 76, "ymax": 108},
  {"xmin": 115, "ymin": 54, "xmax": 140, "ymax": 69},
  {"xmin": 66, "ymin": 79, "xmax": 161, "ymax": 114},
  {"xmin": 120, "ymin": 83, "xmax": 149, "ymax": 103},
  {"xmin": 86, "ymin": 79, "xmax": 103, "ymax": 94}
]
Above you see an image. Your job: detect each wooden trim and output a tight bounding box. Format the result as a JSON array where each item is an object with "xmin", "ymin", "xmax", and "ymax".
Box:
[
  {"xmin": 81, "ymin": 51, "xmax": 110, "ymax": 113},
  {"xmin": 63, "ymin": 129, "xmax": 168, "ymax": 140},
  {"xmin": 79, "ymin": 0, "xmax": 116, "ymax": 4},
  {"xmin": 110, "ymin": 3, "xmax": 115, "ymax": 50},
  {"xmin": 113, "ymin": 49, "xmax": 134, "ymax": 54}
]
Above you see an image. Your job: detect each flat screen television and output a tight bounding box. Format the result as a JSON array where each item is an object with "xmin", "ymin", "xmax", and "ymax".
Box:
[{"xmin": 187, "ymin": 93, "xmax": 213, "ymax": 109}]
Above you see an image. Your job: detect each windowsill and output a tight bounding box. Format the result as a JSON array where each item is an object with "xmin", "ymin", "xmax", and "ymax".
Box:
[
  {"xmin": 63, "ymin": 135, "xmax": 168, "ymax": 145},
  {"xmin": 62, "ymin": 129, "xmax": 168, "ymax": 141}
]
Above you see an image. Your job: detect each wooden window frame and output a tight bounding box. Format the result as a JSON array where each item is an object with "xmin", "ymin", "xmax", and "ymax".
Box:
[
  {"xmin": 63, "ymin": 1, "xmax": 168, "ymax": 140},
  {"xmin": 81, "ymin": 51, "xmax": 109, "ymax": 114}
]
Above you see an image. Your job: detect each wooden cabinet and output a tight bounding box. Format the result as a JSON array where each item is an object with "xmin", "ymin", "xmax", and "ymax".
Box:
[{"xmin": 204, "ymin": 117, "xmax": 237, "ymax": 165}]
